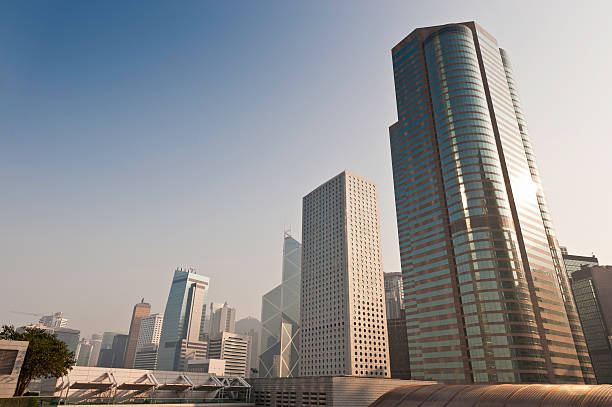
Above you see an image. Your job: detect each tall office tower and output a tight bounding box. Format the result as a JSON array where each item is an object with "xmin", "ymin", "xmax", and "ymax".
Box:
[
  {"xmin": 260, "ymin": 232, "xmax": 302, "ymax": 378},
  {"xmin": 53, "ymin": 328, "xmax": 80, "ymax": 355},
  {"xmin": 124, "ymin": 299, "xmax": 151, "ymax": 368},
  {"xmin": 236, "ymin": 316, "xmax": 261, "ymax": 378},
  {"xmin": 300, "ymin": 171, "xmax": 390, "ymax": 377},
  {"xmin": 88, "ymin": 334, "xmax": 102, "ymax": 367},
  {"xmin": 389, "ymin": 21, "xmax": 594, "ymax": 384},
  {"xmin": 101, "ymin": 332, "xmax": 121, "ymax": 350},
  {"xmin": 76, "ymin": 339, "xmax": 93, "ymax": 366},
  {"xmin": 39, "ymin": 312, "xmax": 69, "ymax": 329},
  {"xmin": 110, "ymin": 334, "xmax": 129, "ymax": 368},
  {"xmin": 384, "ymin": 272, "xmax": 410, "ymax": 379},
  {"xmin": 210, "ymin": 302, "xmax": 236, "ymax": 337},
  {"xmin": 560, "ymin": 247, "xmax": 599, "ymax": 278},
  {"xmin": 208, "ymin": 331, "xmax": 250, "ymax": 377},
  {"xmin": 133, "ymin": 313, "xmax": 164, "ymax": 370},
  {"xmin": 136, "ymin": 313, "xmax": 164, "ymax": 349},
  {"xmin": 384, "ymin": 272, "xmax": 403, "ymax": 320},
  {"xmin": 157, "ymin": 268, "xmax": 210, "ymax": 371},
  {"xmin": 203, "ymin": 303, "xmax": 224, "ymax": 334},
  {"xmin": 571, "ymin": 266, "xmax": 612, "ymax": 383}
]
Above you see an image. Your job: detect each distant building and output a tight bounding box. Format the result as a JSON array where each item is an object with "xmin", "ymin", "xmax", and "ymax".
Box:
[
  {"xmin": 571, "ymin": 265, "xmax": 612, "ymax": 383},
  {"xmin": 561, "ymin": 247, "xmax": 599, "ymax": 278},
  {"xmin": 157, "ymin": 268, "xmax": 210, "ymax": 371},
  {"xmin": 384, "ymin": 272, "xmax": 410, "ymax": 379},
  {"xmin": 110, "ymin": 334, "xmax": 129, "ymax": 368},
  {"xmin": 383, "ymin": 272, "xmax": 403, "ymax": 320},
  {"xmin": 187, "ymin": 359, "xmax": 226, "ymax": 376},
  {"xmin": 96, "ymin": 349, "xmax": 114, "ymax": 368},
  {"xmin": 88, "ymin": 334, "xmax": 102, "ymax": 367},
  {"xmin": 39, "ymin": 312, "xmax": 69, "ymax": 329},
  {"xmin": 210, "ymin": 302, "xmax": 236, "ymax": 337},
  {"xmin": 209, "ymin": 331, "xmax": 250, "ymax": 377},
  {"xmin": 76, "ymin": 339, "xmax": 93, "ymax": 366},
  {"xmin": 133, "ymin": 313, "xmax": 164, "ymax": 370},
  {"xmin": 259, "ymin": 233, "xmax": 301, "ymax": 378},
  {"xmin": 124, "ymin": 299, "xmax": 151, "ymax": 368},
  {"xmin": 203, "ymin": 303, "xmax": 224, "ymax": 335},
  {"xmin": 53, "ymin": 327, "xmax": 80, "ymax": 355},
  {"xmin": 133, "ymin": 343, "xmax": 160, "ymax": 370},
  {"xmin": 136, "ymin": 313, "xmax": 164, "ymax": 349},
  {"xmin": 300, "ymin": 171, "xmax": 390, "ymax": 377}
]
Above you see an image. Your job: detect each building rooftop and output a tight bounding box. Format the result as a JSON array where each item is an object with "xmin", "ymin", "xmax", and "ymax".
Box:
[{"xmin": 371, "ymin": 383, "xmax": 612, "ymax": 407}]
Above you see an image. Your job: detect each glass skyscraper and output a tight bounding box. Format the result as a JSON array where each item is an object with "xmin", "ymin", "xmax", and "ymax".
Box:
[
  {"xmin": 157, "ymin": 267, "xmax": 209, "ymax": 371},
  {"xmin": 389, "ymin": 21, "xmax": 593, "ymax": 384},
  {"xmin": 259, "ymin": 232, "xmax": 301, "ymax": 377}
]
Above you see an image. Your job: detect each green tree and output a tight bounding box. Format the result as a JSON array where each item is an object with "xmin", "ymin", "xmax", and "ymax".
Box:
[{"xmin": 0, "ymin": 325, "xmax": 75, "ymax": 396}]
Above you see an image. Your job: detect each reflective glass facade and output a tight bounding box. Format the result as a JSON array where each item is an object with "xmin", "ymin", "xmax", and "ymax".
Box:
[
  {"xmin": 389, "ymin": 22, "xmax": 594, "ymax": 383},
  {"xmin": 259, "ymin": 233, "xmax": 302, "ymax": 377},
  {"xmin": 157, "ymin": 268, "xmax": 209, "ymax": 371}
]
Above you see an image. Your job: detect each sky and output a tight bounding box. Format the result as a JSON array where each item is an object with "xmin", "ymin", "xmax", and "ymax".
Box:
[{"xmin": 1, "ymin": 1, "xmax": 611, "ymax": 338}]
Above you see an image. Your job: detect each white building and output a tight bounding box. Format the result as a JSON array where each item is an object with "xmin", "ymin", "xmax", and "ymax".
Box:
[
  {"xmin": 210, "ymin": 302, "xmax": 236, "ymax": 337},
  {"xmin": 208, "ymin": 331, "xmax": 250, "ymax": 377},
  {"xmin": 300, "ymin": 171, "xmax": 390, "ymax": 377},
  {"xmin": 39, "ymin": 312, "xmax": 69, "ymax": 329},
  {"xmin": 136, "ymin": 313, "xmax": 164, "ymax": 349}
]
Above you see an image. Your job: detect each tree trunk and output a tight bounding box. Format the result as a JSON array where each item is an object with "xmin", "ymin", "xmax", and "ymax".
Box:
[{"xmin": 13, "ymin": 374, "xmax": 31, "ymax": 397}]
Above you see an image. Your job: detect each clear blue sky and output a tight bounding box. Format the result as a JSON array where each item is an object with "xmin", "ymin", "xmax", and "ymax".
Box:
[{"xmin": 1, "ymin": 1, "xmax": 610, "ymax": 337}]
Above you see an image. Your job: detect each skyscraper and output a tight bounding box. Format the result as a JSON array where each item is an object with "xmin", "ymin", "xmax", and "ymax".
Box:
[
  {"xmin": 560, "ymin": 247, "xmax": 599, "ymax": 278},
  {"xmin": 259, "ymin": 232, "xmax": 302, "ymax": 378},
  {"xmin": 110, "ymin": 334, "xmax": 129, "ymax": 368},
  {"xmin": 300, "ymin": 171, "xmax": 390, "ymax": 377},
  {"xmin": 383, "ymin": 272, "xmax": 403, "ymax": 320},
  {"xmin": 53, "ymin": 328, "xmax": 80, "ymax": 356},
  {"xmin": 88, "ymin": 334, "xmax": 102, "ymax": 367},
  {"xmin": 134, "ymin": 313, "xmax": 164, "ymax": 370},
  {"xmin": 136, "ymin": 313, "xmax": 164, "ymax": 349},
  {"xmin": 157, "ymin": 268, "xmax": 209, "ymax": 371},
  {"xmin": 76, "ymin": 339, "xmax": 93, "ymax": 366},
  {"xmin": 210, "ymin": 302, "xmax": 236, "ymax": 338},
  {"xmin": 571, "ymin": 266, "xmax": 612, "ymax": 384},
  {"xmin": 124, "ymin": 299, "xmax": 151, "ymax": 368},
  {"xmin": 384, "ymin": 272, "xmax": 410, "ymax": 379},
  {"xmin": 389, "ymin": 21, "xmax": 593, "ymax": 383}
]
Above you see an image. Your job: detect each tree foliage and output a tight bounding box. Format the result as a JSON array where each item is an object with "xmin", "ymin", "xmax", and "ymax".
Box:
[{"xmin": 0, "ymin": 325, "xmax": 75, "ymax": 396}]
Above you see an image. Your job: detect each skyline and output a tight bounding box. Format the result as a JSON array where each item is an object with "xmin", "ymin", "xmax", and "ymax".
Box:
[{"xmin": 2, "ymin": 1, "xmax": 612, "ymax": 337}]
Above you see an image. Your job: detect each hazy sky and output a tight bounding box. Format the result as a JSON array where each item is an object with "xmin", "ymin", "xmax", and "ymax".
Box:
[{"xmin": 1, "ymin": 1, "xmax": 611, "ymax": 337}]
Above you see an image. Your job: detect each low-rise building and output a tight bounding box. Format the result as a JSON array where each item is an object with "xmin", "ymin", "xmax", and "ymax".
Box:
[
  {"xmin": 0, "ymin": 340, "xmax": 29, "ymax": 398},
  {"xmin": 187, "ymin": 358, "xmax": 226, "ymax": 375},
  {"xmin": 249, "ymin": 376, "xmax": 432, "ymax": 407},
  {"xmin": 39, "ymin": 366, "xmax": 251, "ymax": 404}
]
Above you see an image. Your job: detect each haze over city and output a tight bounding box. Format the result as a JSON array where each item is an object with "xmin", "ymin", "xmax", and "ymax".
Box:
[{"xmin": 2, "ymin": 0, "xmax": 611, "ymax": 340}]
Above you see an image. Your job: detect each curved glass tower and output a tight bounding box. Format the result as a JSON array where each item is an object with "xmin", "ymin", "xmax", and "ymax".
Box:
[{"xmin": 389, "ymin": 22, "xmax": 594, "ymax": 384}]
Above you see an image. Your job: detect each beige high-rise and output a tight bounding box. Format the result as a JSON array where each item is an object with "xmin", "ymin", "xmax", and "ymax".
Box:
[
  {"xmin": 300, "ymin": 171, "xmax": 390, "ymax": 377},
  {"xmin": 124, "ymin": 300, "xmax": 150, "ymax": 369}
]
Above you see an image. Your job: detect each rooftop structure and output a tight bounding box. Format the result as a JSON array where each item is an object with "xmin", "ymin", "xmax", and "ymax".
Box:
[{"xmin": 371, "ymin": 383, "xmax": 612, "ymax": 406}]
